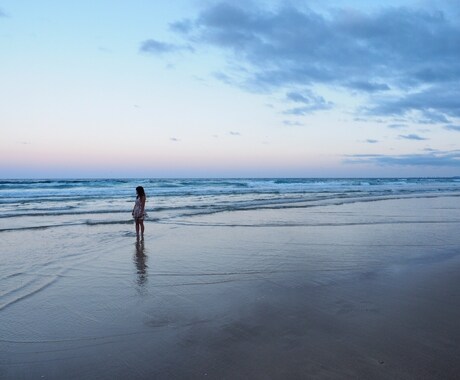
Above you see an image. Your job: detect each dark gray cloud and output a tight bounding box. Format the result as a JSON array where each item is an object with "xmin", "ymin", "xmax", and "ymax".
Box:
[
  {"xmin": 284, "ymin": 90, "xmax": 333, "ymax": 115},
  {"xmin": 388, "ymin": 123, "xmax": 407, "ymax": 129},
  {"xmin": 366, "ymin": 86, "xmax": 460, "ymax": 121},
  {"xmin": 345, "ymin": 81, "xmax": 391, "ymax": 93},
  {"xmin": 158, "ymin": 2, "xmax": 460, "ymax": 123},
  {"xmin": 140, "ymin": 39, "xmax": 192, "ymax": 55},
  {"xmin": 420, "ymin": 110, "xmax": 451, "ymax": 124},
  {"xmin": 170, "ymin": 19, "xmax": 194, "ymax": 34},
  {"xmin": 140, "ymin": 39, "xmax": 178, "ymax": 54},
  {"xmin": 399, "ymin": 134, "xmax": 428, "ymax": 140},
  {"xmin": 345, "ymin": 151, "xmax": 460, "ymax": 167},
  {"xmin": 444, "ymin": 125, "xmax": 460, "ymax": 131}
]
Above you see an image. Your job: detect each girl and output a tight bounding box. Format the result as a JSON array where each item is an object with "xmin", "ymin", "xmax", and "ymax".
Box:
[{"xmin": 132, "ymin": 186, "xmax": 146, "ymax": 239}]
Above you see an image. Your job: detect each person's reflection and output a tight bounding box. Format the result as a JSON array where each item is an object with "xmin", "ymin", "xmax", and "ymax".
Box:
[{"xmin": 134, "ymin": 238, "xmax": 148, "ymax": 293}]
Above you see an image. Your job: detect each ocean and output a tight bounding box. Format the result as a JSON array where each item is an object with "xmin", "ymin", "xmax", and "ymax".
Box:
[{"xmin": 1, "ymin": 177, "xmax": 460, "ymax": 232}]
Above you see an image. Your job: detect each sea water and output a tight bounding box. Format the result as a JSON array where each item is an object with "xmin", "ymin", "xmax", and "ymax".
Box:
[{"xmin": 1, "ymin": 177, "xmax": 460, "ymax": 231}]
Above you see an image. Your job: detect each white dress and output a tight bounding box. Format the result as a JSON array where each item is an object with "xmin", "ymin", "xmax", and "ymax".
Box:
[{"xmin": 133, "ymin": 197, "xmax": 145, "ymax": 219}]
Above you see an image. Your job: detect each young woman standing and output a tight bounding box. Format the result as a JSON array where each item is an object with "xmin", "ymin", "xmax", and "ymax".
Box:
[{"xmin": 132, "ymin": 186, "xmax": 146, "ymax": 239}]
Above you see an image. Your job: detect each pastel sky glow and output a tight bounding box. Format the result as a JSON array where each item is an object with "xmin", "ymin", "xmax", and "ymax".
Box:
[{"xmin": 1, "ymin": 0, "xmax": 460, "ymax": 178}]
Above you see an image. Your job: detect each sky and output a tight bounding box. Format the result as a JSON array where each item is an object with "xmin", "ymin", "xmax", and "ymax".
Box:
[{"xmin": 1, "ymin": 0, "xmax": 459, "ymax": 178}]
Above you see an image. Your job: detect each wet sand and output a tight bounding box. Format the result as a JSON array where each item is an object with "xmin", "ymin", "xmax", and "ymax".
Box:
[{"xmin": 1, "ymin": 196, "xmax": 460, "ymax": 379}]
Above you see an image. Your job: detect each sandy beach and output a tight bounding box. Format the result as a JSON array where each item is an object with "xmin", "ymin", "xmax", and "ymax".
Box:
[{"xmin": 1, "ymin": 195, "xmax": 460, "ymax": 379}]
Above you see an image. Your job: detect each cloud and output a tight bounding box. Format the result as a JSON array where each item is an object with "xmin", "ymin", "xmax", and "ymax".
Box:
[
  {"xmin": 170, "ymin": 19, "xmax": 194, "ymax": 34},
  {"xmin": 229, "ymin": 131, "xmax": 241, "ymax": 136},
  {"xmin": 398, "ymin": 134, "xmax": 428, "ymax": 140},
  {"xmin": 283, "ymin": 120, "xmax": 304, "ymax": 126},
  {"xmin": 140, "ymin": 39, "xmax": 192, "ymax": 55},
  {"xmin": 162, "ymin": 2, "xmax": 460, "ymax": 123},
  {"xmin": 170, "ymin": 137, "xmax": 180, "ymax": 142},
  {"xmin": 284, "ymin": 90, "xmax": 333, "ymax": 115},
  {"xmin": 444, "ymin": 124, "xmax": 460, "ymax": 131},
  {"xmin": 387, "ymin": 123, "xmax": 407, "ymax": 129},
  {"xmin": 365, "ymin": 139, "xmax": 379, "ymax": 143},
  {"xmin": 0, "ymin": 8, "xmax": 7, "ymax": 18},
  {"xmin": 345, "ymin": 81, "xmax": 391, "ymax": 93},
  {"xmin": 98, "ymin": 46, "xmax": 112, "ymax": 53},
  {"xmin": 366, "ymin": 86, "xmax": 460, "ymax": 122},
  {"xmin": 344, "ymin": 151, "xmax": 460, "ymax": 167},
  {"xmin": 213, "ymin": 71, "xmax": 235, "ymax": 85},
  {"xmin": 420, "ymin": 109, "xmax": 451, "ymax": 124}
]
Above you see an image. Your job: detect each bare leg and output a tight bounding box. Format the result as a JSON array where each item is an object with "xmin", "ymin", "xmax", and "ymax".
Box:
[
  {"xmin": 135, "ymin": 219, "xmax": 140, "ymax": 239},
  {"xmin": 140, "ymin": 220, "xmax": 144, "ymax": 238}
]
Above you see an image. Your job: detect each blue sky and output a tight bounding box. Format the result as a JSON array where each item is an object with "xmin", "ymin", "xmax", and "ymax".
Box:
[{"xmin": 1, "ymin": 0, "xmax": 459, "ymax": 178}]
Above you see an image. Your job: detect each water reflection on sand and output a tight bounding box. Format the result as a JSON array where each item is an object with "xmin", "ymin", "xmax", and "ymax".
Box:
[{"xmin": 133, "ymin": 239, "xmax": 148, "ymax": 293}]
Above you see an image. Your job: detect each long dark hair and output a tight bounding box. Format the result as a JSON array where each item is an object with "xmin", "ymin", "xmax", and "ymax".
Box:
[{"xmin": 136, "ymin": 186, "xmax": 146, "ymax": 199}]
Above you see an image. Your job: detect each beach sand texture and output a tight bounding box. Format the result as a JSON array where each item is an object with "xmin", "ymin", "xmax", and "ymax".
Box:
[{"xmin": 1, "ymin": 192, "xmax": 460, "ymax": 379}]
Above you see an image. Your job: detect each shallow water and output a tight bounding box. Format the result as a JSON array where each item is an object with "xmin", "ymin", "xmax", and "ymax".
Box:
[{"xmin": 1, "ymin": 195, "xmax": 459, "ymax": 313}]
